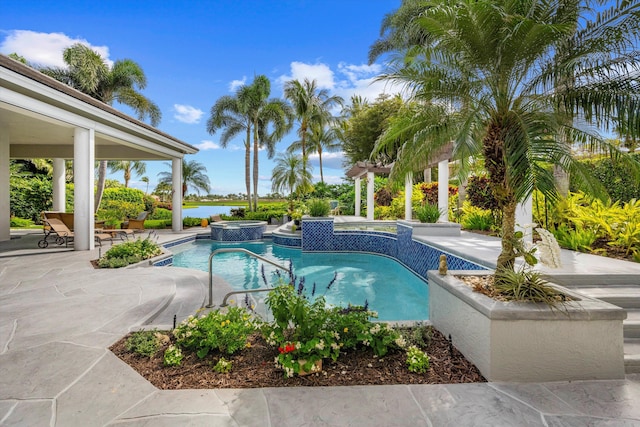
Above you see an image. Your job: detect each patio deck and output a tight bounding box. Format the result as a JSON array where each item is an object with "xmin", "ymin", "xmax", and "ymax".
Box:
[{"xmin": 1, "ymin": 227, "xmax": 639, "ymax": 426}]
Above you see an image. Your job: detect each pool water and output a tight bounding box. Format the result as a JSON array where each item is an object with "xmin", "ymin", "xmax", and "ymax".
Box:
[{"xmin": 171, "ymin": 240, "xmax": 429, "ymax": 321}]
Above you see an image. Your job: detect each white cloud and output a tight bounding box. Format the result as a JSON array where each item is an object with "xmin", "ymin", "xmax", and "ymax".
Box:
[
  {"xmin": 277, "ymin": 62, "xmax": 335, "ymax": 89},
  {"xmin": 195, "ymin": 140, "xmax": 221, "ymax": 150},
  {"xmin": 173, "ymin": 104, "xmax": 203, "ymax": 124},
  {"xmin": 308, "ymin": 151, "xmax": 346, "ymax": 170},
  {"xmin": 229, "ymin": 144, "xmax": 244, "ymax": 151},
  {"xmin": 0, "ymin": 30, "xmax": 112, "ymax": 68},
  {"xmin": 229, "ymin": 76, "xmax": 247, "ymax": 91}
]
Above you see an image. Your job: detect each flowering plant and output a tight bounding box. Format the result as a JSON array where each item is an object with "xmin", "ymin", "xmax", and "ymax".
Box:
[
  {"xmin": 262, "ymin": 266, "xmax": 405, "ymax": 378},
  {"xmin": 173, "ymin": 307, "xmax": 259, "ymax": 358},
  {"xmin": 406, "ymin": 346, "xmax": 430, "ymax": 373}
]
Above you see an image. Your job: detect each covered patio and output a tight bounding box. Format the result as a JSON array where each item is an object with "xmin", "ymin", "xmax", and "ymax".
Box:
[{"xmin": 0, "ymin": 54, "xmax": 197, "ymax": 250}]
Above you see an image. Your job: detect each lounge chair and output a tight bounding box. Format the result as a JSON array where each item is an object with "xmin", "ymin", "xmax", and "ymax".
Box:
[
  {"xmin": 39, "ymin": 218, "xmax": 74, "ymax": 248},
  {"xmin": 122, "ymin": 211, "xmax": 148, "ymax": 231}
]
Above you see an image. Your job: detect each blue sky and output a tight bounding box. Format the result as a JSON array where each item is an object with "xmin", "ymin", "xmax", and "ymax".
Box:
[{"xmin": 1, "ymin": 0, "xmax": 401, "ymax": 196}]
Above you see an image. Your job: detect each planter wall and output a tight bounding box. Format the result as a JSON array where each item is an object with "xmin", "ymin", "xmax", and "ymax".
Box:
[
  {"xmin": 398, "ymin": 220, "xmax": 461, "ymax": 237},
  {"xmin": 428, "ymin": 270, "xmax": 626, "ymax": 382}
]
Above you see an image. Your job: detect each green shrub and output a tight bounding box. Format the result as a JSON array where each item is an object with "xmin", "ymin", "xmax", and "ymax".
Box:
[
  {"xmin": 173, "ymin": 307, "xmax": 259, "ymax": 358},
  {"xmin": 466, "ymin": 176, "xmax": 499, "ymax": 211},
  {"xmin": 460, "ymin": 206, "xmax": 494, "ymax": 231},
  {"xmin": 126, "ymin": 330, "xmax": 161, "ymax": 358},
  {"xmin": 418, "ymin": 182, "xmax": 458, "ymax": 205},
  {"xmin": 97, "ymin": 237, "xmax": 162, "ymax": 268},
  {"xmin": 144, "ymin": 219, "xmax": 169, "ymax": 229},
  {"xmin": 307, "ymin": 198, "xmax": 331, "ymax": 217},
  {"xmin": 571, "ymin": 154, "xmax": 640, "ymax": 203},
  {"xmin": 552, "ymin": 224, "xmax": 598, "ymax": 253},
  {"xmin": 10, "ymin": 175, "xmax": 53, "ymax": 222},
  {"xmin": 406, "ymin": 346, "xmax": 430, "ymax": 373},
  {"xmin": 149, "ymin": 208, "xmax": 172, "ymax": 220},
  {"xmin": 10, "ymin": 217, "xmax": 34, "ymax": 227},
  {"xmin": 183, "ymin": 217, "xmax": 204, "ymax": 227},
  {"xmin": 414, "ymin": 203, "xmax": 441, "ymax": 223}
]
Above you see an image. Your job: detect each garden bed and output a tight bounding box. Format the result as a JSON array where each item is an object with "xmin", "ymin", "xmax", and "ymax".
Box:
[{"xmin": 110, "ymin": 328, "xmax": 485, "ymax": 389}]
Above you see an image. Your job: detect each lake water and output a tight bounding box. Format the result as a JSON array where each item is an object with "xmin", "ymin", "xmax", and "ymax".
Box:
[{"xmin": 181, "ymin": 205, "xmax": 242, "ymax": 218}]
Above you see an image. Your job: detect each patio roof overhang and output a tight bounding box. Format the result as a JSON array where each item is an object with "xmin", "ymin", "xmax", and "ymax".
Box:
[
  {"xmin": 0, "ymin": 54, "xmax": 198, "ymax": 247},
  {"xmin": 0, "ymin": 54, "xmax": 197, "ymax": 160}
]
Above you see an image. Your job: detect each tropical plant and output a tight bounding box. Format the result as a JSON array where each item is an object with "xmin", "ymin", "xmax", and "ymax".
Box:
[
  {"xmin": 125, "ymin": 330, "xmax": 162, "ymax": 358},
  {"xmin": 373, "ymin": 0, "xmax": 640, "ymax": 273},
  {"xmin": 157, "ymin": 158, "xmax": 210, "ymax": 198},
  {"xmin": 306, "ymin": 198, "xmax": 331, "ymax": 217},
  {"xmin": 271, "ymin": 153, "xmax": 313, "ymax": 197},
  {"xmin": 108, "ymin": 161, "xmax": 146, "ymax": 188},
  {"xmin": 39, "ymin": 43, "xmax": 161, "ymax": 211},
  {"xmin": 284, "ymin": 78, "xmax": 343, "ymax": 177},
  {"xmin": 414, "ymin": 203, "xmax": 441, "ymax": 223}
]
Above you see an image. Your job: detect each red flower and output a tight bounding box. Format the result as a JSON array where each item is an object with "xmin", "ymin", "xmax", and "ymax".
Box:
[{"xmin": 278, "ymin": 343, "xmax": 296, "ymax": 354}]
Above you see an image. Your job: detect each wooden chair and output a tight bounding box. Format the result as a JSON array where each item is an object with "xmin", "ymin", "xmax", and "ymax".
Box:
[{"xmin": 122, "ymin": 211, "xmax": 148, "ymax": 231}]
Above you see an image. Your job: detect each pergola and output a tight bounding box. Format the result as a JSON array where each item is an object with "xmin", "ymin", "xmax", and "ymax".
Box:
[
  {"xmin": 346, "ymin": 142, "xmax": 454, "ymax": 221},
  {"xmin": 0, "ymin": 54, "xmax": 198, "ymax": 250}
]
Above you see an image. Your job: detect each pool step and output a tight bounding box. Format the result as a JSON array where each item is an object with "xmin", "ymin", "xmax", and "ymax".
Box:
[
  {"xmin": 572, "ymin": 286, "xmax": 640, "ymax": 309},
  {"xmin": 624, "ymin": 310, "xmax": 640, "ymax": 338},
  {"xmin": 144, "ymin": 268, "xmax": 208, "ymax": 328},
  {"xmin": 625, "ymin": 338, "xmax": 640, "ymax": 373}
]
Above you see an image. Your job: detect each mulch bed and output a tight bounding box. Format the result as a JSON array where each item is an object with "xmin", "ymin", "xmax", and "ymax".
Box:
[{"xmin": 110, "ymin": 328, "xmax": 485, "ymax": 389}]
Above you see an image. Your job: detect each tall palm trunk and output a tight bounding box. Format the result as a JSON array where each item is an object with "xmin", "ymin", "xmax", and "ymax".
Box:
[
  {"xmin": 94, "ymin": 160, "xmax": 108, "ymax": 212},
  {"xmin": 318, "ymin": 147, "xmax": 324, "ymax": 183},
  {"xmin": 483, "ymin": 119, "xmax": 517, "ymax": 271},
  {"xmin": 244, "ymin": 126, "xmax": 252, "ymax": 211},
  {"xmin": 252, "ymin": 127, "xmax": 259, "ymax": 212}
]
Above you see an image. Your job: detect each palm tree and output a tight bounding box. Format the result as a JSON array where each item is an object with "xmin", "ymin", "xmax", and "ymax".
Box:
[
  {"xmin": 283, "ymin": 78, "xmax": 343, "ymax": 176},
  {"xmin": 140, "ymin": 176, "xmax": 150, "ymax": 194},
  {"xmin": 246, "ymin": 76, "xmax": 293, "ymax": 211},
  {"xmin": 40, "ymin": 43, "xmax": 161, "ymax": 211},
  {"xmin": 157, "ymin": 159, "xmax": 210, "ymax": 198},
  {"xmin": 374, "ymin": 0, "xmax": 640, "ymax": 272},
  {"xmin": 207, "ymin": 85, "xmax": 253, "ymax": 209},
  {"xmin": 108, "ymin": 161, "xmax": 146, "ymax": 188},
  {"xmin": 287, "ymin": 122, "xmax": 340, "ymax": 183},
  {"xmin": 271, "ymin": 153, "xmax": 313, "ymax": 197}
]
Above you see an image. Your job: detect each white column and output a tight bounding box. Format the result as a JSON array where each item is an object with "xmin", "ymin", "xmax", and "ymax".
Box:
[
  {"xmin": 172, "ymin": 157, "xmax": 182, "ymax": 232},
  {"xmin": 438, "ymin": 160, "xmax": 449, "ymax": 222},
  {"xmin": 52, "ymin": 158, "xmax": 66, "ymax": 212},
  {"xmin": 73, "ymin": 127, "xmax": 95, "ymax": 250},
  {"xmin": 354, "ymin": 176, "xmax": 361, "ymax": 217},
  {"xmin": 516, "ymin": 196, "xmax": 534, "ymax": 245},
  {"xmin": 366, "ymin": 171, "xmax": 374, "ymax": 221},
  {"xmin": 0, "ymin": 128, "xmax": 9, "ymax": 242},
  {"xmin": 424, "ymin": 168, "xmax": 432, "ymax": 183},
  {"xmin": 405, "ymin": 173, "xmax": 413, "ymax": 220}
]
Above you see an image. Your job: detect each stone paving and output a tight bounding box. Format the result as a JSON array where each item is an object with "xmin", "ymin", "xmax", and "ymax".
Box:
[{"xmin": 1, "ymin": 229, "xmax": 640, "ymax": 426}]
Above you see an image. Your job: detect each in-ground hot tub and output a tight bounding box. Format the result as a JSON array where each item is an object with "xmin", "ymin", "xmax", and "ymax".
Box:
[{"xmin": 210, "ymin": 220, "xmax": 267, "ymax": 242}]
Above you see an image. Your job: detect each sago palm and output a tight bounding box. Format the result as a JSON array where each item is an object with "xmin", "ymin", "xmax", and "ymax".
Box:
[{"xmin": 374, "ymin": 0, "xmax": 640, "ymax": 271}]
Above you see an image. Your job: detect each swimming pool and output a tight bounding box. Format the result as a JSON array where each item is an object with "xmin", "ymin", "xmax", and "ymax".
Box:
[{"xmin": 170, "ymin": 240, "xmax": 429, "ymax": 321}]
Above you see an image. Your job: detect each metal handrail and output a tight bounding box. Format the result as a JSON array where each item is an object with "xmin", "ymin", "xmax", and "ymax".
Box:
[{"xmin": 206, "ymin": 248, "xmax": 289, "ymax": 308}]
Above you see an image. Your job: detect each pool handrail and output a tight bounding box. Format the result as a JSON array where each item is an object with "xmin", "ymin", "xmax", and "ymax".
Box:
[{"xmin": 206, "ymin": 248, "xmax": 289, "ymax": 308}]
